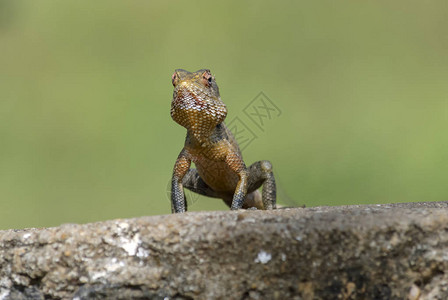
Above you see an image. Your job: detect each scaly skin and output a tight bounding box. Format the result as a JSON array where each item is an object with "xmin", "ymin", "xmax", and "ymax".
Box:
[{"xmin": 170, "ymin": 69, "xmax": 276, "ymax": 213}]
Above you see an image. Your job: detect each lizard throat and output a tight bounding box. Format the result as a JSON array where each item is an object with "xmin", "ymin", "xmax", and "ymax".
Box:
[{"xmin": 171, "ymin": 87, "xmax": 227, "ymax": 143}]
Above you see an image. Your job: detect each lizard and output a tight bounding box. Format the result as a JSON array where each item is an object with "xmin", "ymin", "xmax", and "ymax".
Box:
[{"xmin": 170, "ymin": 69, "xmax": 276, "ymax": 213}]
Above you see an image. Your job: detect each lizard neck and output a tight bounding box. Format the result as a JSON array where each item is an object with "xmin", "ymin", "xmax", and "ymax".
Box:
[
  {"xmin": 186, "ymin": 123, "xmax": 231, "ymax": 150},
  {"xmin": 185, "ymin": 123, "xmax": 219, "ymax": 147}
]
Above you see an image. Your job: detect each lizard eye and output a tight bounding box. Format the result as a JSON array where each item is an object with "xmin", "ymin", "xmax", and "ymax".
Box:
[{"xmin": 202, "ymin": 70, "xmax": 213, "ymax": 87}]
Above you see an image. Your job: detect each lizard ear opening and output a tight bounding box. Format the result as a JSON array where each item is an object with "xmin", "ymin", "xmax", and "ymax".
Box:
[{"xmin": 202, "ymin": 70, "xmax": 213, "ymax": 87}]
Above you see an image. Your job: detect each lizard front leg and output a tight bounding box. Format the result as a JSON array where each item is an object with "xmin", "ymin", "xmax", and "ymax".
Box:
[
  {"xmin": 225, "ymin": 151, "xmax": 249, "ymax": 210},
  {"xmin": 171, "ymin": 149, "xmax": 191, "ymax": 213},
  {"xmin": 247, "ymin": 160, "xmax": 277, "ymax": 210}
]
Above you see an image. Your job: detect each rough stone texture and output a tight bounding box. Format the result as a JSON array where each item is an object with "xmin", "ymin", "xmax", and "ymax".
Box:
[{"xmin": 0, "ymin": 202, "xmax": 448, "ymax": 300}]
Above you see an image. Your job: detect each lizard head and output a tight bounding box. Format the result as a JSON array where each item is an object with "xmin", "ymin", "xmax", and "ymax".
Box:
[
  {"xmin": 171, "ymin": 69, "xmax": 227, "ymax": 142},
  {"xmin": 172, "ymin": 69, "xmax": 221, "ymax": 99}
]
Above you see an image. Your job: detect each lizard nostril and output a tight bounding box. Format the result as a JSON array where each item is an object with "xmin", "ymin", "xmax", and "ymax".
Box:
[{"xmin": 172, "ymin": 73, "xmax": 178, "ymax": 86}]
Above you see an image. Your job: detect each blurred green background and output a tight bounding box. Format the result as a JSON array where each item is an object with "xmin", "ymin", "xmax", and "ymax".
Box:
[{"xmin": 1, "ymin": 1, "xmax": 447, "ymax": 229}]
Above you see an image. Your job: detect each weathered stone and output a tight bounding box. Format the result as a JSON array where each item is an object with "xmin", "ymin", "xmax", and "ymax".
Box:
[{"xmin": 0, "ymin": 202, "xmax": 447, "ymax": 299}]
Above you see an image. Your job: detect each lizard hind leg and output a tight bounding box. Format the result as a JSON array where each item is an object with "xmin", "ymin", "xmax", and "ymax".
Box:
[{"xmin": 247, "ymin": 160, "xmax": 277, "ymax": 210}]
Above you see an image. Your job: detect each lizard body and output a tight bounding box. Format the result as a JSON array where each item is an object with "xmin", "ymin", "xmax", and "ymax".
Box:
[{"xmin": 170, "ymin": 69, "xmax": 276, "ymax": 213}]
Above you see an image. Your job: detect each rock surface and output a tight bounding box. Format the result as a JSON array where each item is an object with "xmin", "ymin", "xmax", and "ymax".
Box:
[{"xmin": 0, "ymin": 202, "xmax": 448, "ymax": 299}]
